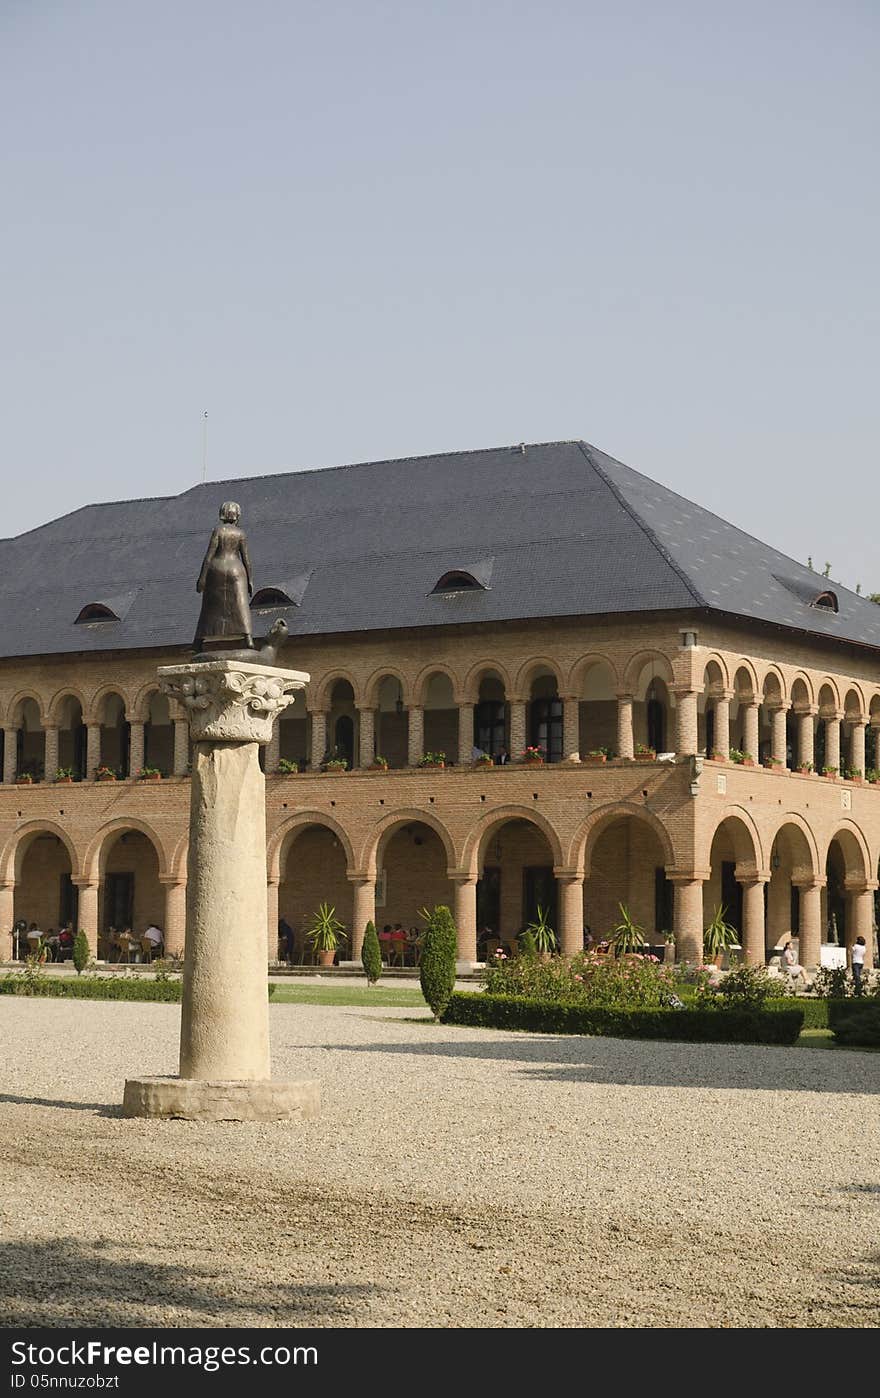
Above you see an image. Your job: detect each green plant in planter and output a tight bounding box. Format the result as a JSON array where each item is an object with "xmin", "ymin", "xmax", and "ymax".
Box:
[
  {"xmin": 867, "ymin": 768, "xmax": 879, "ymax": 784},
  {"xmin": 137, "ymin": 765, "xmax": 162, "ymax": 779},
  {"xmin": 728, "ymin": 749, "xmax": 746, "ymax": 764},
  {"xmin": 370, "ymin": 754, "xmax": 389, "ymax": 769},
  {"xmin": 822, "ymin": 766, "xmax": 839, "ymax": 778},
  {"xmin": 797, "ymin": 760, "xmax": 814, "ymax": 773},
  {"xmin": 278, "ymin": 758, "xmax": 300, "ymax": 774},
  {"xmin": 15, "ymin": 772, "xmax": 34, "ymax": 784},
  {"xmin": 418, "ymin": 751, "xmax": 446, "ymax": 767},
  {"xmin": 518, "ymin": 928, "xmax": 539, "ymax": 959},
  {"xmin": 53, "ymin": 767, "xmax": 76, "ymax": 781},
  {"xmin": 609, "ymin": 903, "xmax": 647, "ymax": 956},
  {"xmin": 322, "ymin": 758, "xmax": 349, "ymax": 772},
  {"xmin": 703, "ymin": 905, "xmax": 739, "ymax": 964},
  {"xmin": 524, "ymin": 904, "xmax": 557, "ymax": 954},
  {"xmin": 307, "ymin": 902, "xmax": 347, "ymax": 955}
]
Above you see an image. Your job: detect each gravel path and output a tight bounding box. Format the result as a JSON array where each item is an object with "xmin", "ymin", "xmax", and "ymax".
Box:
[{"xmin": 1, "ymin": 998, "xmax": 878, "ymax": 1328}]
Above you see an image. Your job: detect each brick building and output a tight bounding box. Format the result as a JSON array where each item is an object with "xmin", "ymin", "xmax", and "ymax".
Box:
[{"xmin": 1, "ymin": 440, "xmax": 878, "ymax": 969}]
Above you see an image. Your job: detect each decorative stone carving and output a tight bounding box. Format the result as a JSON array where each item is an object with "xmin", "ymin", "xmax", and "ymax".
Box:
[{"xmin": 159, "ymin": 660, "xmax": 309, "ymax": 743}]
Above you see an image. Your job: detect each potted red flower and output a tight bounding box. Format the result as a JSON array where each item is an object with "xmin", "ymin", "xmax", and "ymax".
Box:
[
  {"xmin": 95, "ymin": 765, "xmax": 117, "ymax": 782},
  {"xmin": 521, "ymin": 746, "xmax": 544, "ymax": 766}
]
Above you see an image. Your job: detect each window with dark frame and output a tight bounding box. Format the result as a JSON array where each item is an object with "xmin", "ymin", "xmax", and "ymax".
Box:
[{"xmin": 531, "ymin": 697, "xmax": 563, "ymax": 763}]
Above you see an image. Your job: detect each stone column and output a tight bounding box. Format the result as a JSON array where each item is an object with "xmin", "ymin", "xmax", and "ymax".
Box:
[
  {"xmin": 457, "ymin": 703, "xmax": 474, "ymax": 767},
  {"xmin": 770, "ymin": 704, "xmax": 789, "ymax": 767},
  {"xmin": 123, "ymin": 658, "xmax": 319, "ymax": 1122},
  {"xmin": 674, "ymin": 688, "xmax": 699, "ymax": 756},
  {"xmin": 850, "ymin": 720, "xmax": 866, "ymax": 778},
  {"xmin": 173, "ymin": 718, "xmax": 189, "ymax": 776},
  {"xmin": 795, "ymin": 880, "xmax": 823, "ymax": 970},
  {"xmin": 451, "ymin": 873, "xmax": 477, "ymax": 963},
  {"xmin": 358, "ymin": 708, "xmax": 375, "ymax": 768},
  {"xmin": 128, "ymin": 719, "xmax": 145, "ymax": 777},
  {"xmin": 0, "ymin": 881, "xmax": 14, "ymax": 960},
  {"xmin": 264, "ymin": 724, "xmax": 280, "ymax": 775},
  {"xmin": 309, "ymin": 709, "xmax": 327, "ymax": 771},
  {"xmin": 86, "ymin": 722, "xmax": 102, "ymax": 779},
  {"xmin": 73, "ymin": 878, "xmax": 99, "ymax": 958},
  {"xmin": 556, "ymin": 871, "xmax": 584, "ymax": 956},
  {"xmin": 3, "ymin": 729, "xmax": 17, "ymax": 784},
  {"xmin": 508, "ymin": 698, "xmax": 526, "ymax": 760},
  {"xmin": 348, "ymin": 875, "xmax": 376, "ymax": 959},
  {"xmin": 671, "ymin": 876, "xmax": 704, "ymax": 964},
  {"xmin": 798, "ymin": 708, "xmax": 816, "ymax": 771},
  {"xmin": 562, "ymin": 697, "xmax": 581, "ymax": 762},
  {"xmin": 874, "ymin": 724, "xmax": 880, "ymax": 773},
  {"xmin": 616, "ymin": 693, "xmax": 634, "ymax": 760},
  {"xmin": 824, "ymin": 712, "xmax": 841, "ymax": 773},
  {"xmin": 266, "ymin": 876, "xmax": 280, "ymax": 961},
  {"xmin": 161, "ymin": 876, "xmax": 187, "ymax": 958},
  {"xmin": 742, "ymin": 702, "xmax": 759, "ymax": 764},
  {"xmin": 43, "ymin": 725, "xmax": 59, "ymax": 783},
  {"xmin": 407, "ymin": 706, "xmax": 424, "ymax": 766},
  {"xmin": 740, "ymin": 878, "xmax": 766, "ymax": 966},
  {"xmin": 845, "ymin": 885, "xmax": 874, "ymax": 969},
  {"xmin": 713, "ymin": 692, "xmax": 731, "ymax": 760}
]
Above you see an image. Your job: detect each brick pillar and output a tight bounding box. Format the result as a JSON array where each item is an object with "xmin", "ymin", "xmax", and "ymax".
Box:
[
  {"xmin": 850, "ymin": 720, "xmax": 866, "ymax": 777},
  {"xmin": 85, "ymin": 722, "xmax": 101, "ymax": 780},
  {"xmin": 43, "ymin": 725, "xmax": 59, "ymax": 783},
  {"xmin": 407, "ymin": 706, "xmax": 424, "ymax": 766},
  {"xmin": 161, "ymin": 877, "xmax": 187, "ymax": 958},
  {"xmin": 798, "ymin": 708, "xmax": 816, "ymax": 771},
  {"xmin": 73, "ymin": 878, "xmax": 99, "ymax": 958},
  {"xmin": 173, "ymin": 719, "xmax": 189, "ymax": 776},
  {"xmin": 358, "ymin": 708, "xmax": 375, "ymax": 768},
  {"xmin": 0, "ymin": 881, "xmax": 14, "ymax": 960},
  {"xmin": 266, "ymin": 876, "xmax": 280, "ymax": 962},
  {"xmin": 264, "ymin": 724, "xmax": 280, "ymax": 775},
  {"xmin": 457, "ymin": 703, "xmax": 474, "ymax": 767},
  {"xmin": 3, "ymin": 729, "xmax": 17, "ymax": 784},
  {"xmin": 509, "ymin": 698, "xmax": 526, "ymax": 760},
  {"xmin": 616, "ymin": 693, "xmax": 634, "ymax": 760},
  {"xmin": 845, "ymin": 886, "xmax": 874, "ymax": 969},
  {"xmin": 713, "ymin": 692, "xmax": 731, "ymax": 760},
  {"xmin": 451, "ymin": 874, "xmax": 477, "ymax": 962},
  {"xmin": 348, "ymin": 875, "xmax": 376, "ymax": 959},
  {"xmin": 740, "ymin": 878, "xmax": 766, "ymax": 966},
  {"xmin": 742, "ymin": 703, "xmax": 759, "ymax": 763},
  {"xmin": 128, "ymin": 719, "xmax": 145, "ymax": 777},
  {"xmin": 309, "ymin": 710, "xmax": 327, "ymax": 770},
  {"xmin": 674, "ymin": 688, "xmax": 699, "ymax": 756},
  {"xmin": 672, "ymin": 877, "xmax": 704, "ymax": 964},
  {"xmin": 562, "ymin": 697, "xmax": 581, "ymax": 762},
  {"xmin": 796, "ymin": 881, "xmax": 823, "ymax": 970},
  {"xmin": 771, "ymin": 704, "xmax": 789, "ymax": 767},
  {"xmin": 824, "ymin": 713, "xmax": 841, "ymax": 773},
  {"xmin": 556, "ymin": 871, "xmax": 584, "ymax": 955},
  {"xmin": 873, "ymin": 724, "xmax": 880, "ymax": 773}
]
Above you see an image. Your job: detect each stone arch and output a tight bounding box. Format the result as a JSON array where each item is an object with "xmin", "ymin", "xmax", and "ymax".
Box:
[
  {"xmin": 412, "ymin": 663, "xmax": 462, "ymax": 706},
  {"xmin": 362, "ymin": 808, "xmax": 457, "ymax": 880},
  {"xmin": 0, "ymin": 819, "xmax": 82, "ymax": 884},
  {"xmin": 760, "ymin": 665, "xmax": 786, "ymax": 704},
  {"xmin": 461, "ymin": 805, "xmax": 564, "ymax": 878},
  {"xmin": 701, "ymin": 654, "xmax": 730, "ymax": 693},
  {"xmin": 702, "ymin": 806, "xmax": 765, "ymax": 877},
  {"xmin": 461, "ymin": 660, "xmax": 513, "ymax": 703},
  {"xmin": 817, "ymin": 678, "xmax": 842, "ymax": 715},
  {"xmin": 767, "ymin": 814, "xmax": 820, "ymax": 883},
  {"xmin": 83, "ymin": 817, "xmax": 171, "ymax": 883},
  {"xmin": 130, "ymin": 681, "xmax": 163, "ymax": 722},
  {"xmin": 569, "ymin": 802, "xmax": 677, "ymax": 878},
  {"xmin": 515, "ymin": 656, "xmax": 565, "ymax": 697},
  {"xmin": 825, "ymin": 822, "xmax": 871, "ymax": 884},
  {"xmin": 622, "ymin": 650, "xmax": 675, "ymax": 695},
  {"xmin": 363, "ymin": 666, "xmax": 411, "ymax": 710},
  {"xmin": 85, "ymin": 685, "xmax": 131, "ymax": 726},
  {"xmin": 313, "ymin": 669, "xmax": 363, "ymax": 711},
  {"xmin": 5, "ymin": 689, "xmax": 46, "ymax": 726},
  {"xmin": 843, "ymin": 684, "xmax": 867, "ymax": 721},
  {"xmin": 45, "ymin": 686, "xmax": 89, "ymax": 726},
  {"xmin": 169, "ymin": 833, "xmax": 189, "ymax": 883},
  {"xmin": 267, "ymin": 811, "xmax": 356, "ymax": 882},
  {"xmin": 567, "ymin": 652, "xmax": 620, "ymax": 696},
  {"xmin": 731, "ymin": 662, "xmax": 759, "ymax": 703},
  {"xmin": 789, "ymin": 674, "xmax": 815, "ymax": 711}
]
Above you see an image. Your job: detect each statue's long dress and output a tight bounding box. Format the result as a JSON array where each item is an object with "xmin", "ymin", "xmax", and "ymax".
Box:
[{"xmin": 194, "ymin": 525, "xmax": 253, "ymax": 644}]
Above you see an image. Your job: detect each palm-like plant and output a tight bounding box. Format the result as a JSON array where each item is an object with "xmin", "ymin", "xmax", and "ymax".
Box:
[
  {"xmin": 609, "ymin": 903, "xmax": 647, "ymax": 957},
  {"xmin": 525, "ymin": 904, "xmax": 557, "ymax": 954},
  {"xmin": 307, "ymin": 902, "xmax": 347, "ymax": 952},
  {"xmin": 703, "ymin": 905, "xmax": 739, "ymax": 962}
]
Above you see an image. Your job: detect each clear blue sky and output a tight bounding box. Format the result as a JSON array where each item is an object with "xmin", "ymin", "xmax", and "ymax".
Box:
[{"xmin": 2, "ymin": 1, "xmax": 877, "ymax": 590}]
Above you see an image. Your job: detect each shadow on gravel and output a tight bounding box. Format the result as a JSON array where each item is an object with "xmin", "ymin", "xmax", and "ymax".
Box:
[
  {"xmin": 0, "ymin": 1092, "xmax": 120, "ymax": 1117},
  {"xmin": 317, "ymin": 1038, "xmax": 880, "ymax": 1093},
  {"xmin": 0, "ymin": 1237, "xmax": 380, "ymax": 1327}
]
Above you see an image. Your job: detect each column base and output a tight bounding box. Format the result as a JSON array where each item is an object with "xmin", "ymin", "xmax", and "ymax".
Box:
[{"xmin": 122, "ymin": 1076, "xmax": 321, "ymax": 1122}]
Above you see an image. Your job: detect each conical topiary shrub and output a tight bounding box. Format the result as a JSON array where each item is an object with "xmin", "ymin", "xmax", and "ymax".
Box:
[
  {"xmin": 72, "ymin": 929, "xmax": 90, "ymax": 976},
  {"xmin": 419, "ymin": 904, "xmax": 458, "ymax": 1022},
  {"xmin": 361, "ymin": 919, "xmax": 382, "ymax": 986}
]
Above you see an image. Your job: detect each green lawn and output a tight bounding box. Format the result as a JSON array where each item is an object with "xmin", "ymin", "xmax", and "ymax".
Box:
[{"xmin": 270, "ymin": 982, "xmax": 427, "ymax": 1008}]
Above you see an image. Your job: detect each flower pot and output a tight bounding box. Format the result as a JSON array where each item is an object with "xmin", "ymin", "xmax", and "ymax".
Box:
[
  {"xmin": 636, "ymin": 752, "xmax": 656, "ymax": 761},
  {"xmin": 317, "ymin": 949, "xmax": 336, "ymax": 966},
  {"xmin": 584, "ymin": 755, "xmax": 607, "ymax": 764},
  {"xmin": 421, "ymin": 762, "xmax": 445, "ymax": 770},
  {"xmin": 322, "ymin": 768, "xmax": 348, "ymax": 775},
  {"xmin": 741, "ymin": 758, "xmax": 755, "ymax": 767},
  {"xmin": 140, "ymin": 773, "xmax": 161, "ymax": 781},
  {"xmin": 16, "ymin": 779, "xmax": 34, "ymax": 786},
  {"xmin": 95, "ymin": 774, "xmax": 116, "ymax": 782},
  {"xmin": 522, "ymin": 757, "xmax": 544, "ymax": 767},
  {"xmin": 369, "ymin": 764, "xmax": 389, "ymax": 773},
  {"xmin": 53, "ymin": 776, "xmax": 74, "ymax": 784}
]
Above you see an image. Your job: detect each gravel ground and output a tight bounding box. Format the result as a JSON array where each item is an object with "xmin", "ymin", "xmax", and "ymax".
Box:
[{"xmin": 1, "ymin": 998, "xmax": 878, "ymax": 1329}]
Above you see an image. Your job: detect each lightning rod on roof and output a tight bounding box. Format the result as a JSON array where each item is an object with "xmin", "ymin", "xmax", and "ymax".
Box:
[{"xmin": 201, "ymin": 411, "xmax": 208, "ymax": 484}]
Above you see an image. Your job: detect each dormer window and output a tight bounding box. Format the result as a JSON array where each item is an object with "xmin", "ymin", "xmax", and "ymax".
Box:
[
  {"xmin": 75, "ymin": 603, "xmax": 118, "ymax": 623},
  {"xmin": 813, "ymin": 591, "xmax": 839, "ymax": 613},
  {"xmin": 252, "ymin": 587, "xmax": 294, "ymax": 609},
  {"xmin": 432, "ymin": 571, "xmax": 484, "ymax": 594}
]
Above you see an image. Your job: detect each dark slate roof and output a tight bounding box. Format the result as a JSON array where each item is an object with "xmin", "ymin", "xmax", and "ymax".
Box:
[{"xmin": 0, "ymin": 440, "xmax": 878, "ymax": 660}]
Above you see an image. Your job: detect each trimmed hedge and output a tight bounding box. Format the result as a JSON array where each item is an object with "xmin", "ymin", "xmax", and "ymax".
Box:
[
  {"xmin": 0, "ymin": 976, "xmax": 278, "ymax": 1004},
  {"xmin": 442, "ymin": 992, "xmax": 804, "ymax": 1045},
  {"xmin": 766, "ymin": 997, "xmax": 832, "ymax": 1030},
  {"xmin": 827, "ymin": 998, "xmax": 877, "ymax": 1031}
]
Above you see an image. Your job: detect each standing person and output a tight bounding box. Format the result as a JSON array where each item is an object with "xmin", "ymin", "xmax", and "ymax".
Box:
[
  {"xmin": 495, "ymin": 746, "xmax": 509, "ymax": 766},
  {"xmin": 278, "ymin": 917, "xmax": 295, "ymax": 964},
  {"xmin": 852, "ymin": 935, "xmax": 867, "ymax": 994}
]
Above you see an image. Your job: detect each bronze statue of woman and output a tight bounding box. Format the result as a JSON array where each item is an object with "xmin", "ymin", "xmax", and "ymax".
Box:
[{"xmin": 193, "ymin": 501, "xmax": 255, "ymax": 651}]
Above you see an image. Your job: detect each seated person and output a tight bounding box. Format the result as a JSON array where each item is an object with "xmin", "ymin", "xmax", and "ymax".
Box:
[
  {"xmin": 57, "ymin": 925, "xmax": 74, "ymax": 960},
  {"xmin": 142, "ymin": 924, "xmax": 164, "ymax": 959},
  {"xmin": 781, "ymin": 940, "xmax": 808, "ymax": 987},
  {"xmin": 25, "ymin": 923, "xmax": 43, "ymax": 955}
]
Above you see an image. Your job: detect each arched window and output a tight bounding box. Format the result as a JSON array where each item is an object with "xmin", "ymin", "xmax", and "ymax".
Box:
[
  {"xmin": 251, "ymin": 587, "xmax": 294, "ymax": 609},
  {"xmin": 432, "ymin": 571, "xmax": 483, "ymax": 593},
  {"xmin": 813, "ymin": 591, "xmax": 839, "ymax": 613},
  {"xmin": 75, "ymin": 603, "xmax": 118, "ymax": 623},
  {"xmin": 647, "ymin": 698, "xmax": 665, "ymax": 753}
]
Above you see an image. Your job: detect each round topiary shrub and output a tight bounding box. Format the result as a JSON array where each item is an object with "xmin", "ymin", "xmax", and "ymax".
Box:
[
  {"xmin": 361, "ymin": 919, "xmax": 382, "ymax": 986},
  {"xmin": 420, "ymin": 904, "xmax": 457, "ymax": 1022}
]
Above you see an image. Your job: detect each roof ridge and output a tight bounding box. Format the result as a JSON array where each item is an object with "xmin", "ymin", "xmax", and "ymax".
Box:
[{"xmin": 577, "ymin": 442, "xmax": 708, "ymax": 611}]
